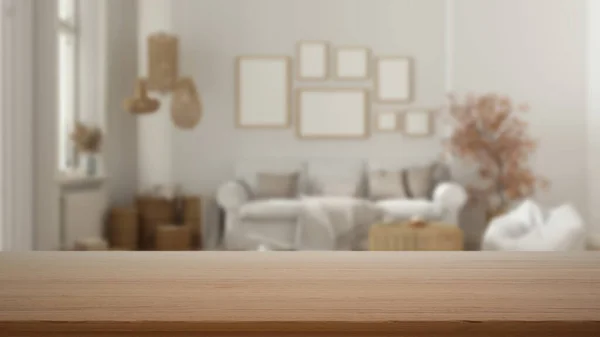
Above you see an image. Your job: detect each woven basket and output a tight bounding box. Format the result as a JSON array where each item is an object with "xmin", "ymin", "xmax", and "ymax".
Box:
[
  {"xmin": 108, "ymin": 207, "xmax": 139, "ymax": 250},
  {"xmin": 136, "ymin": 196, "xmax": 175, "ymax": 250},
  {"xmin": 369, "ymin": 220, "xmax": 463, "ymax": 251},
  {"xmin": 156, "ymin": 225, "xmax": 192, "ymax": 251}
]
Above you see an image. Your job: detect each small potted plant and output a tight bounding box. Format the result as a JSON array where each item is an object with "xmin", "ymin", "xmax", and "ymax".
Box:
[
  {"xmin": 70, "ymin": 121, "xmax": 103, "ymax": 176},
  {"xmin": 444, "ymin": 93, "xmax": 549, "ymax": 219}
]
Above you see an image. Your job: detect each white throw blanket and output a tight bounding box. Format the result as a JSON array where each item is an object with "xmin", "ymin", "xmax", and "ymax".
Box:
[{"xmin": 294, "ymin": 197, "xmax": 381, "ymax": 250}]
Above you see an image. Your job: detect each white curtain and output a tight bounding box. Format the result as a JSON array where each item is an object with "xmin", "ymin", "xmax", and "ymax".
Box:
[{"xmin": 0, "ymin": 0, "xmax": 33, "ymax": 251}]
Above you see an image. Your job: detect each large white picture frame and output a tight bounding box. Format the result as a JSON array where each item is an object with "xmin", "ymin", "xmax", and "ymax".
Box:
[
  {"xmin": 236, "ymin": 56, "xmax": 291, "ymax": 128},
  {"xmin": 375, "ymin": 56, "xmax": 413, "ymax": 103},
  {"xmin": 296, "ymin": 88, "xmax": 369, "ymax": 139},
  {"xmin": 296, "ymin": 41, "xmax": 329, "ymax": 81}
]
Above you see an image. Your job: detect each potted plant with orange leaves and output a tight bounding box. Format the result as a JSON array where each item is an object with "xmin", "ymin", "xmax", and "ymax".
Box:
[{"xmin": 444, "ymin": 93, "xmax": 550, "ymax": 220}]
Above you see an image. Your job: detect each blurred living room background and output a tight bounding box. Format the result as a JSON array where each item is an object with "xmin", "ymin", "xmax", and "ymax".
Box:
[{"xmin": 1, "ymin": 0, "xmax": 599, "ymax": 252}]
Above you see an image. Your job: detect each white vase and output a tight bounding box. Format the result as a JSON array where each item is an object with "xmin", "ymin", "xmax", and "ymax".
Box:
[{"xmin": 82, "ymin": 153, "xmax": 97, "ymax": 176}]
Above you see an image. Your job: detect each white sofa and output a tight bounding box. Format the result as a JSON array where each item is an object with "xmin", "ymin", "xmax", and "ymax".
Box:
[{"xmin": 216, "ymin": 158, "xmax": 468, "ymax": 251}]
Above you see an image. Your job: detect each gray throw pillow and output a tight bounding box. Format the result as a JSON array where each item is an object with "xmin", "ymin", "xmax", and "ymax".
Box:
[{"xmin": 255, "ymin": 172, "xmax": 299, "ymax": 199}]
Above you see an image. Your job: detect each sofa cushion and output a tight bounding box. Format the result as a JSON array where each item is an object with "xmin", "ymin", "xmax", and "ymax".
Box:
[
  {"xmin": 235, "ymin": 158, "xmax": 307, "ymax": 196},
  {"xmin": 307, "ymin": 159, "xmax": 365, "ymax": 197},
  {"xmin": 239, "ymin": 199, "xmax": 303, "ymax": 221},
  {"xmin": 368, "ymin": 170, "xmax": 406, "ymax": 200},
  {"xmin": 376, "ymin": 199, "xmax": 443, "ymax": 221},
  {"xmin": 255, "ymin": 172, "xmax": 299, "ymax": 199},
  {"xmin": 404, "ymin": 165, "xmax": 434, "ymax": 199}
]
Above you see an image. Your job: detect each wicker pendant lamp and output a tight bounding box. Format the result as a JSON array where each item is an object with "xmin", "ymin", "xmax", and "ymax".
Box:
[
  {"xmin": 171, "ymin": 77, "xmax": 202, "ymax": 129},
  {"xmin": 123, "ymin": 79, "xmax": 160, "ymax": 115},
  {"xmin": 147, "ymin": 32, "xmax": 179, "ymax": 93},
  {"xmin": 125, "ymin": 32, "xmax": 203, "ymax": 129}
]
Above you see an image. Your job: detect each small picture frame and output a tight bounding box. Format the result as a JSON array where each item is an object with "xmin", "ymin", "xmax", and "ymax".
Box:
[
  {"xmin": 297, "ymin": 41, "xmax": 329, "ymax": 81},
  {"xmin": 375, "ymin": 56, "xmax": 413, "ymax": 103},
  {"xmin": 334, "ymin": 46, "xmax": 370, "ymax": 80},
  {"xmin": 401, "ymin": 110, "xmax": 433, "ymax": 137},
  {"xmin": 375, "ymin": 112, "xmax": 398, "ymax": 132}
]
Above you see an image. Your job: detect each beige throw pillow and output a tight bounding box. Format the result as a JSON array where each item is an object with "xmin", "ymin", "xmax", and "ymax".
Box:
[
  {"xmin": 404, "ymin": 165, "xmax": 434, "ymax": 199},
  {"xmin": 368, "ymin": 170, "xmax": 407, "ymax": 200},
  {"xmin": 255, "ymin": 172, "xmax": 299, "ymax": 199}
]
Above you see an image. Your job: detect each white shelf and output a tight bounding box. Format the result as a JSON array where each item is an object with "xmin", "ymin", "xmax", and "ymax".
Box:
[{"xmin": 56, "ymin": 172, "xmax": 107, "ymax": 188}]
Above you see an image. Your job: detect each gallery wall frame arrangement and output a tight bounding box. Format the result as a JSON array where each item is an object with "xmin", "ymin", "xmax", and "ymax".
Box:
[
  {"xmin": 375, "ymin": 56, "xmax": 413, "ymax": 103},
  {"xmin": 233, "ymin": 41, "xmax": 427, "ymax": 139},
  {"xmin": 236, "ymin": 55, "xmax": 292, "ymax": 129},
  {"xmin": 400, "ymin": 109, "xmax": 434, "ymax": 137},
  {"xmin": 334, "ymin": 46, "xmax": 371, "ymax": 80},
  {"xmin": 296, "ymin": 40, "xmax": 330, "ymax": 81},
  {"xmin": 296, "ymin": 88, "xmax": 370, "ymax": 139},
  {"xmin": 1, "ymin": 253, "xmax": 599, "ymax": 336}
]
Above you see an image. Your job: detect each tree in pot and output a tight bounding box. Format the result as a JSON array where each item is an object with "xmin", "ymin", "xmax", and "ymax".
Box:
[{"xmin": 444, "ymin": 93, "xmax": 550, "ymax": 219}]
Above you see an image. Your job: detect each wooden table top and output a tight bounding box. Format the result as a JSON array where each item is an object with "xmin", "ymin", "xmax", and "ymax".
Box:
[{"xmin": 1, "ymin": 252, "xmax": 599, "ymax": 336}]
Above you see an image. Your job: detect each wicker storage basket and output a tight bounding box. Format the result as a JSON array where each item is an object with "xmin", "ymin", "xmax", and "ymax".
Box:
[
  {"xmin": 137, "ymin": 196, "xmax": 175, "ymax": 250},
  {"xmin": 182, "ymin": 196, "xmax": 201, "ymax": 220},
  {"xmin": 108, "ymin": 207, "xmax": 139, "ymax": 250},
  {"xmin": 156, "ymin": 225, "xmax": 192, "ymax": 251},
  {"xmin": 137, "ymin": 196, "xmax": 174, "ymax": 220},
  {"xmin": 181, "ymin": 196, "xmax": 202, "ymax": 250},
  {"xmin": 369, "ymin": 220, "xmax": 463, "ymax": 251}
]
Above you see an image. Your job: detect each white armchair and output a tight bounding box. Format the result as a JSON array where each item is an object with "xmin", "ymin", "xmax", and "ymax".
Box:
[{"xmin": 482, "ymin": 200, "xmax": 586, "ymax": 251}]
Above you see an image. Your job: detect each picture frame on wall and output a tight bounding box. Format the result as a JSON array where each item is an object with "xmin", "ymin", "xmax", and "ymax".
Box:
[
  {"xmin": 375, "ymin": 111, "xmax": 398, "ymax": 132},
  {"xmin": 236, "ymin": 55, "xmax": 291, "ymax": 128},
  {"xmin": 400, "ymin": 109, "xmax": 434, "ymax": 137},
  {"xmin": 297, "ymin": 41, "xmax": 329, "ymax": 81},
  {"xmin": 375, "ymin": 56, "xmax": 413, "ymax": 103},
  {"xmin": 296, "ymin": 88, "xmax": 369, "ymax": 139},
  {"xmin": 334, "ymin": 46, "xmax": 371, "ymax": 80}
]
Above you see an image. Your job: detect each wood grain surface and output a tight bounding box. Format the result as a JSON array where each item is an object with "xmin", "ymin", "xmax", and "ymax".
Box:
[{"xmin": 1, "ymin": 252, "xmax": 599, "ymax": 336}]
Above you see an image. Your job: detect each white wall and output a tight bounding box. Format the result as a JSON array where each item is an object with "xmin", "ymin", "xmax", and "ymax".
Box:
[
  {"xmin": 105, "ymin": 0, "xmax": 138, "ymax": 206},
  {"xmin": 588, "ymin": 0, "xmax": 600, "ymax": 233},
  {"xmin": 1, "ymin": 0, "xmax": 34, "ymax": 251},
  {"xmin": 34, "ymin": 0, "xmax": 60, "ymax": 250},
  {"xmin": 453, "ymin": 0, "xmax": 589, "ymax": 224},
  {"xmin": 136, "ymin": 0, "xmax": 174, "ymax": 190}
]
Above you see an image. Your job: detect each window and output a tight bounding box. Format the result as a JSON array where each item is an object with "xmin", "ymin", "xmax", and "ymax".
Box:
[{"xmin": 57, "ymin": 0, "xmax": 79, "ymax": 171}]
